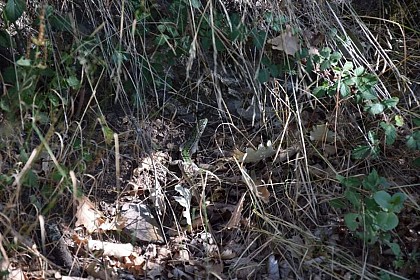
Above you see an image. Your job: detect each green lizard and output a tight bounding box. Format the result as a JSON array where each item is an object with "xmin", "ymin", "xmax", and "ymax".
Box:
[
  {"xmin": 177, "ymin": 118, "xmax": 208, "ymax": 180},
  {"xmin": 180, "ymin": 118, "xmax": 208, "ymax": 165}
]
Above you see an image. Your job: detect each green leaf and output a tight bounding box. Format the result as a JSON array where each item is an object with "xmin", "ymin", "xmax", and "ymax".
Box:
[
  {"xmin": 251, "ymin": 28, "xmax": 266, "ymax": 50},
  {"xmin": 16, "ymin": 57, "xmax": 32, "ymax": 66},
  {"xmin": 380, "ymin": 122, "xmax": 396, "ymax": 145},
  {"xmin": 329, "ymin": 198, "xmax": 346, "ymax": 209},
  {"xmin": 363, "ymin": 169, "xmax": 382, "ymax": 191},
  {"xmin": 0, "ymin": 30, "xmax": 13, "ymax": 48},
  {"xmin": 344, "ymin": 188, "xmax": 361, "ymax": 208},
  {"xmin": 394, "ymin": 115, "xmax": 404, "ymax": 127},
  {"xmin": 330, "ymin": 52, "xmax": 342, "ymax": 64},
  {"xmin": 313, "ymin": 86, "xmax": 327, "ymax": 98},
  {"xmin": 354, "ymin": 66, "xmax": 365, "ymax": 76},
  {"xmin": 4, "ymin": 0, "xmax": 26, "ymax": 23},
  {"xmin": 320, "ymin": 47, "xmax": 331, "ymax": 58},
  {"xmin": 375, "ymin": 212, "xmax": 398, "ymax": 231},
  {"xmin": 373, "ymin": 190, "xmax": 392, "ymax": 210},
  {"xmin": 339, "ymin": 83, "xmax": 351, "ymax": 97},
  {"xmin": 358, "ymin": 89, "xmax": 377, "ymax": 100},
  {"xmin": 382, "ymin": 97, "xmax": 399, "ymax": 108},
  {"xmin": 344, "ymin": 213, "xmax": 362, "ymax": 231},
  {"xmin": 406, "ymin": 131, "xmax": 420, "ymax": 150},
  {"xmin": 387, "ymin": 242, "xmax": 401, "ymax": 257},
  {"xmin": 47, "ymin": 13, "xmax": 72, "ymax": 32},
  {"xmin": 320, "ymin": 60, "xmax": 331, "ymax": 71},
  {"xmin": 365, "ymin": 102, "xmax": 384, "ymax": 115},
  {"xmin": 389, "ymin": 193, "xmax": 406, "ymax": 213},
  {"xmin": 413, "ymin": 118, "xmax": 420, "ymax": 127},
  {"xmin": 66, "ymin": 76, "xmax": 80, "ymax": 89},
  {"xmin": 257, "ymin": 68, "xmax": 270, "ymax": 83},
  {"xmin": 342, "ymin": 61, "xmax": 354, "ymax": 72},
  {"xmin": 352, "ymin": 145, "xmax": 371, "ymax": 159},
  {"xmin": 413, "ymin": 157, "xmax": 420, "ymax": 167},
  {"xmin": 189, "ymin": 0, "xmax": 202, "ymax": 8},
  {"xmin": 337, "ymin": 175, "xmax": 362, "ymax": 188}
]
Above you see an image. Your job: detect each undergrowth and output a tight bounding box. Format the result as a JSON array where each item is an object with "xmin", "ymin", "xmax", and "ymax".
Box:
[{"xmin": 0, "ymin": 0, "xmax": 419, "ymax": 279}]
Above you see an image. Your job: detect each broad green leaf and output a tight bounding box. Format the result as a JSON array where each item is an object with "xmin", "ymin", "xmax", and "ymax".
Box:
[
  {"xmin": 66, "ymin": 76, "xmax": 80, "ymax": 89},
  {"xmin": 344, "ymin": 188, "xmax": 361, "ymax": 208},
  {"xmin": 189, "ymin": 0, "xmax": 202, "ymax": 8},
  {"xmin": 313, "ymin": 86, "xmax": 327, "ymax": 98},
  {"xmin": 380, "ymin": 122, "xmax": 396, "ymax": 145},
  {"xmin": 382, "ymin": 97, "xmax": 399, "ymax": 108},
  {"xmin": 375, "ymin": 212, "xmax": 398, "ymax": 231},
  {"xmin": 337, "ymin": 175, "xmax": 362, "ymax": 188},
  {"xmin": 0, "ymin": 30, "xmax": 13, "ymax": 48},
  {"xmin": 389, "ymin": 193, "xmax": 406, "ymax": 213},
  {"xmin": 363, "ymin": 169, "xmax": 381, "ymax": 191},
  {"xmin": 4, "ymin": 0, "xmax": 26, "ymax": 23},
  {"xmin": 320, "ymin": 47, "xmax": 331, "ymax": 58},
  {"xmin": 352, "ymin": 145, "xmax": 371, "ymax": 159},
  {"xmin": 365, "ymin": 102, "xmax": 384, "ymax": 115},
  {"xmin": 342, "ymin": 61, "xmax": 354, "ymax": 72},
  {"xmin": 329, "ymin": 198, "xmax": 346, "ymax": 209},
  {"xmin": 330, "ymin": 52, "xmax": 342, "ymax": 64},
  {"xmin": 16, "ymin": 58, "xmax": 31, "ymax": 66},
  {"xmin": 413, "ymin": 118, "xmax": 420, "ymax": 127},
  {"xmin": 340, "ymin": 83, "xmax": 351, "ymax": 97},
  {"xmin": 387, "ymin": 242, "xmax": 401, "ymax": 257},
  {"xmin": 406, "ymin": 131, "xmax": 420, "ymax": 150},
  {"xmin": 413, "ymin": 157, "xmax": 420, "ymax": 167},
  {"xmin": 358, "ymin": 90, "xmax": 377, "ymax": 100},
  {"xmin": 251, "ymin": 28, "xmax": 266, "ymax": 50},
  {"xmin": 344, "ymin": 213, "xmax": 362, "ymax": 231},
  {"xmin": 354, "ymin": 66, "xmax": 365, "ymax": 76},
  {"xmin": 257, "ymin": 68, "xmax": 270, "ymax": 83},
  {"xmin": 320, "ymin": 60, "xmax": 331, "ymax": 71},
  {"xmin": 373, "ymin": 190, "xmax": 392, "ymax": 210}
]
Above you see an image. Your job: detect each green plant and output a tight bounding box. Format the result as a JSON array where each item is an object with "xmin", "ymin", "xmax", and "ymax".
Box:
[{"xmin": 333, "ymin": 170, "xmax": 406, "ymax": 258}]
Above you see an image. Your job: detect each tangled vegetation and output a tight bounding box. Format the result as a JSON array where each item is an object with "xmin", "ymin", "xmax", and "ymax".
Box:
[{"xmin": 0, "ymin": 0, "xmax": 419, "ymax": 279}]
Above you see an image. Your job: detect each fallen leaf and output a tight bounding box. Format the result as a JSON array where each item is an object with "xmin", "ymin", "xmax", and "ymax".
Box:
[
  {"xmin": 267, "ymin": 25, "xmax": 300, "ymax": 56},
  {"xmin": 236, "ymin": 141, "xmax": 276, "ymax": 163},
  {"xmin": 309, "ymin": 123, "xmax": 336, "ymax": 143},
  {"xmin": 75, "ymin": 196, "xmax": 106, "ymax": 234},
  {"xmin": 225, "ymin": 193, "xmax": 246, "ymax": 229}
]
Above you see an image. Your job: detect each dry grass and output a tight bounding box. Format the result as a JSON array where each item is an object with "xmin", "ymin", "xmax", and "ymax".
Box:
[{"xmin": 0, "ymin": 0, "xmax": 419, "ymax": 279}]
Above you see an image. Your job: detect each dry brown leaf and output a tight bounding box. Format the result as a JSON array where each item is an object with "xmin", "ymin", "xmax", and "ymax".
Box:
[
  {"xmin": 225, "ymin": 193, "xmax": 246, "ymax": 229},
  {"xmin": 267, "ymin": 25, "xmax": 300, "ymax": 56},
  {"xmin": 309, "ymin": 123, "xmax": 336, "ymax": 143},
  {"xmin": 75, "ymin": 196, "xmax": 106, "ymax": 234},
  {"xmin": 256, "ymin": 186, "xmax": 270, "ymax": 203}
]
